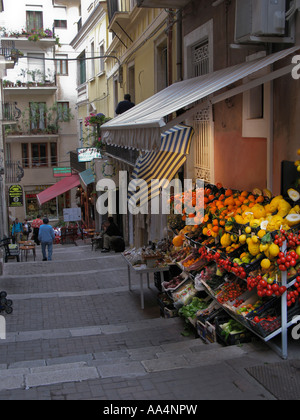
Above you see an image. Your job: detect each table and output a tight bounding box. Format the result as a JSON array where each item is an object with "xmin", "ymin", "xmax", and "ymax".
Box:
[
  {"xmin": 122, "ymin": 254, "xmax": 169, "ymax": 309},
  {"xmin": 19, "ymin": 245, "xmax": 36, "ymax": 262}
]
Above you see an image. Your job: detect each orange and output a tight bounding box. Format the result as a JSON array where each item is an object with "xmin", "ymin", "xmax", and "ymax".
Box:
[
  {"xmin": 212, "ymin": 219, "xmax": 219, "ymax": 226},
  {"xmin": 212, "ymin": 225, "xmax": 219, "ymax": 233},
  {"xmin": 173, "ymin": 235, "xmax": 184, "ymax": 247},
  {"xmin": 256, "ymin": 196, "xmax": 264, "ymax": 203},
  {"xmin": 225, "ymin": 189, "xmax": 233, "ymax": 197}
]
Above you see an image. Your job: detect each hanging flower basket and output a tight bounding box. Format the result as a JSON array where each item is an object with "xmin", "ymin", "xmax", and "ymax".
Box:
[{"xmin": 84, "ymin": 113, "xmax": 111, "ymax": 127}]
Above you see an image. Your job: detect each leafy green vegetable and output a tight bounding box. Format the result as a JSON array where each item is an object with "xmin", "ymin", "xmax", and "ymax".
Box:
[{"xmin": 179, "ymin": 297, "xmax": 209, "ymax": 319}]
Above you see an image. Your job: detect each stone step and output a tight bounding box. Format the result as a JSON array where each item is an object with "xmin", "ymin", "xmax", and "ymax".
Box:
[{"xmin": 0, "ymin": 339, "xmax": 247, "ymax": 390}]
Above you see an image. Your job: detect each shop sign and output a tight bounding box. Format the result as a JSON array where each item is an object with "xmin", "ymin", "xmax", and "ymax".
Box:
[
  {"xmin": 63, "ymin": 207, "xmax": 81, "ymax": 222},
  {"xmin": 53, "ymin": 167, "xmax": 72, "ymax": 177},
  {"xmin": 8, "ymin": 185, "xmax": 23, "ymax": 207},
  {"xmin": 77, "ymin": 148, "xmax": 102, "ymax": 162}
]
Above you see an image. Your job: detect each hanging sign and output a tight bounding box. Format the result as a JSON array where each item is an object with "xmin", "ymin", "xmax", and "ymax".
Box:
[
  {"xmin": 53, "ymin": 167, "xmax": 72, "ymax": 177},
  {"xmin": 8, "ymin": 185, "xmax": 23, "ymax": 207},
  {"xmin": 77, "ymin": 148, "xmax": 102, "ymax": 163},
  {"xmin": 63, "ymin": 207, "xmax": 82, "ymax": 222}
]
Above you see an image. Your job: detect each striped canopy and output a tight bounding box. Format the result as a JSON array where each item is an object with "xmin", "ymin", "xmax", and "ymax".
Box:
[{"xmin": 128, "ymin": 124, "xmax": 194, "ymax": 208}]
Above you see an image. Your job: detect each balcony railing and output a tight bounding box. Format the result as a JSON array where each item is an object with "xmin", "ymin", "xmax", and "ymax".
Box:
[
  {"xmin": 108, "ymin": 0, "xmax": 137, "ymax": 22},
  {"xmin": 5, "ymin": 161, "xmax": 24, "ymax": 184},
  {"xmin": 2, "ymin": 102, "xmax": 21, "ymax": 122}
]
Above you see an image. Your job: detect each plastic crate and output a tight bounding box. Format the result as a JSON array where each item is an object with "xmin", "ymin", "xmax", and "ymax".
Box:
[
  {"xmin": 215, "ymin": 315, "xmax": 253, "ymax": 346},
  {"xmin": 163, "ymin": 307, "xmax": 178, "ymax": 318},
  {"xmin": 247, "ymin": 300, "xmax": 300, "ymax": 338},
  {"xmin": 197, "ymin": 320, "xmax": 216, "ymax": 344}
]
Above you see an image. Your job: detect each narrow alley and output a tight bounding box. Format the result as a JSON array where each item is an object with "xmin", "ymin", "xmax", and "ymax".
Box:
[{"xmin": 0, "ymin": 241, "xmax": 297, "ymax": 401}]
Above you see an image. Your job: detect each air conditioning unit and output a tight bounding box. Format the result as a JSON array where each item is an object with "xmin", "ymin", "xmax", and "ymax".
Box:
[{"xmin": 235, "ymin": 0, "xmax": 287, "ymax": 43}]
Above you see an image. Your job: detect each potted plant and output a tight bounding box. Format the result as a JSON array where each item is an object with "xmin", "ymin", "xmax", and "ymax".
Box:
[{"xmin": 27, "ymin": 69, "xmax": 43, "ymax": 85}]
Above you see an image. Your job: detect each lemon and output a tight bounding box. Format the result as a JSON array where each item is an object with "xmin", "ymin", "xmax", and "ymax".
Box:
[
  {"xmin": 251, "ymin": 235, "xmax": 259, "ymax": 244},
  {"xmin": 239, "ymin": 234, "xmax": 247, "ymax": 244},
  {"xmin": 257, "ymin": 229, "xmax": 266, "ymax": 239},
  {"xmin": 245, "ymin": 226, "xmax": 251, "ymax": 234},
  {"xmin": 231, "ymin": 234, "xmax": 238, "ymax": 243},
  {"xmin": 261, "ymin": 258, "xmax": 271, "ymax": 270},
  {"xmin": 268, "ymin": 243, "xmax": 280, "ymax": 258},
  {"xmin": 296, "ymin": 245, "xmax": 300, "ymax": 257}
]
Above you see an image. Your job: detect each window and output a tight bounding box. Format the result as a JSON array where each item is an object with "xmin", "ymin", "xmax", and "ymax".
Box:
[
  {"xmin": 78, "ymin": 52, "xmax": 86, "ymax": 85},
  {"xmin": 56, "ymin": 54, "xmax": 68, "ymax": 75},
  {"xmin": 192, "ymin": 40, "xmax": 209, "ymax": 77},
  {"xmin": 90, "ymin": 41, "xmax": 95, "ymax": 78},
  {"xmin": 21, "ymin": 144, "xmax": 29, "ymax": 168},
  {"xmin": 31, "ymin": 143, "xmax": 47, "ymax": 167},
  {"xmin": 26, "ymin": 11, "xmax": 43, "ymax": 32},
  {"xmin": 30, "ymin": 102, "xmax": 46, "ymax": 131},
  {"xmin": 99, "ymin": 42, "xmax": 105, "ymax": 74},
  {"xmin": 79, "ymin": 121, "xmax": 83, "ymax": 147},
  {"xmin": 57, "ymin": 102, "xmax": 69, "ymax": 121},
  {"xmin": 54, "ymin": 19, "xmax": 67, "ymax": 28},
  {"xmin": 27, "ymin": 53, "xmax": 45, "ymax": 82},
  {"xmin": 50, "ymin": 143, "xmax": 57, "ymax": 166}
]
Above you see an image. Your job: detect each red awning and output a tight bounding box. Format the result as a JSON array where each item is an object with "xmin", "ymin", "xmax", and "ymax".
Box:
[{"xmin": 37, "ymin": 174, "xmax": 81, "ymax": 206}]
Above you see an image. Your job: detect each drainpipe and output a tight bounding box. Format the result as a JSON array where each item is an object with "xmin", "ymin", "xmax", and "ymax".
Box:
[
  {"xmin": 176, "ymin": 9, "xmax": 183, "ymax": 82},
  {"xmin": 267, "ymin": 80, "xmax": 274, "ymax": 192},
  {"xmin": 167, "ymin": 9, "xmax": 174, "ymax": 86}
]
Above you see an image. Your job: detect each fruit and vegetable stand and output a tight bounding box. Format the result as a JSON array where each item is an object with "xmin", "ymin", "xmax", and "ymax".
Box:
[
  {"xmin": 162, "ymin": 178, "xmax": 300, "ymax": 359},
  {"xmin": 122, "ymin": 248, "xmax": 170, "ymax": 310}
]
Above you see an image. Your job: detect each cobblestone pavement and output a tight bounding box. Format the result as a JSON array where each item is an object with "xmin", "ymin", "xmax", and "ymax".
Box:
[{"xmin": 0, "ymin": 242, "xmax": 298, "ymax": 401}]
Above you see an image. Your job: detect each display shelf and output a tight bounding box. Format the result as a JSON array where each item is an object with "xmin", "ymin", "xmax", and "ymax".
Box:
[{"xmin": 171, "ymin": 233, "xmax": 299, "ymax": 359}]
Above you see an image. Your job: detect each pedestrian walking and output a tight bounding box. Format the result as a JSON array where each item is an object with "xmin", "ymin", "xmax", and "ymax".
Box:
[
  {"xmin": 11, "ymin": 218, "xmax": 23, "ymax": 244},
  {"xmin": 38, "ymin": 218, "xmax": 55, "ymax": 261},
  {"xmin": 31, "ymin": 214, "xmax": 43, "ymax": 245},
  {"xmin": 115, "ymin": 94, "xmax": 135, "ymax": 115},
  {"xmin": 23, "ymin": 219, "xmax": 32, "ymax": 240}
]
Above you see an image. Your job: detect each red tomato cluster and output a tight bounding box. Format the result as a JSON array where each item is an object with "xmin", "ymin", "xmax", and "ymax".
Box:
[
  {"xmin": 217, "ymin": 282, "xmax": 247, "ymax": 304},
  {"xmin": 246, "ymin": 274, "xmax": 287, "ymax": 298},
  {"xmin": 274, "ymin": 230, "xmax": 300, "ymax": 249},
  {"xmin": 287, "ymin": 276, "xmax": 300, "ymax": 307},
  {"xmin": 277, "ymin": 250, "xmax": 299, "ymax": 272}
]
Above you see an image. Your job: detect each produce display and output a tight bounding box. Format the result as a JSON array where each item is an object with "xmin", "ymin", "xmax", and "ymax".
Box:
[
  {"xmin": 157, "ymin": 149, "xmax": 300, "ymax": 347},
  {"xmin": 179, "ymin": 297, "xmax": 211, "ymax": 320}
]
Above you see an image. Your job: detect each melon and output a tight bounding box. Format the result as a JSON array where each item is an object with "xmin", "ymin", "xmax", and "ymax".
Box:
[
  {"xmin": 288, "ymin": 188, "xmax": 300, "ymax": 202},
  {"xmin": 285, "ymin": 214, "xmax": 300, "ymax": 227}
]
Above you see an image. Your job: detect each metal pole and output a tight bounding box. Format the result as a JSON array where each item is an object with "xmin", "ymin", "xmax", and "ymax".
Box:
[{"xmin": 281, "ymin": 240, "xmax": 288, "ymax": 360}]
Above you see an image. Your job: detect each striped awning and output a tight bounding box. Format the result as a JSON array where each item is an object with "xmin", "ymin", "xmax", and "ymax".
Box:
[
  {"xmin": 128, "ymin": 124, "xmax": 194, "ymax": 207},
  {"xmin": 101, "ymin": 46, "xmax": 300, "ymax": 152},
  {"xmin": 160, "ymin": 124, "xmax": 193, "ymax": 154}
]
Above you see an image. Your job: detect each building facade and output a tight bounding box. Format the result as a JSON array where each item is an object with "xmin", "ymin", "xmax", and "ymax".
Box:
[
  {"xmin": 101, "ymin": 0, "xmax": 300, "ymax": 246},
  {"xmin": 1, "ymin": 0, "xmax": 80, "ymax": 227}
]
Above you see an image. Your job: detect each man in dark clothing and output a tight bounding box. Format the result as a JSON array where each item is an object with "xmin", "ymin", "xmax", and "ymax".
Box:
[
  {"xmin": 101, "ymin": 217, "xmax": 122, "ymax": 253},
  {"xmin": 115, "ymin": 94, "xmax": 135, "ymax": 115}
]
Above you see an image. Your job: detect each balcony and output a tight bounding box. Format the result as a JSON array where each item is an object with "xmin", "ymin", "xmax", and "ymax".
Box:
[
  {"xmin": 0, "ymin": 40, "xmax": 21, "ymax": 68},
  {"xmin": 2, "ymin": 102, "xmax": 21, "ymax": 125},
  {"xmin": 0, "ymin": 27, "xmax": 60, "ymax": 48},
  {"xmin": 137, "ymin": 0, "xmax": 190, "ymax": 8},
  {"xmin": 108, "ymin": 0, "xmax": 137, "ymax": 33},
  {"xmin": 3, "ymin": 81, "xmax": 57, "ymax": 96},
  {"xmin": 5, "ymin": 161, "xmax": 24, "ymax": 184}
]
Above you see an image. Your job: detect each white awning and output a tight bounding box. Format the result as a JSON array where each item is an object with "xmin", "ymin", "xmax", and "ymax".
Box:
[{"xmin": 101, "ymin": 46, "xmax": 299, "ymax": 152}]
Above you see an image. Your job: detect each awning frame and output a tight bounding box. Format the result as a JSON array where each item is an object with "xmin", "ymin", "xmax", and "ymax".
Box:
[{"xmin": 101, "ymin": 46, "xmax": 299, "ymax": 151}]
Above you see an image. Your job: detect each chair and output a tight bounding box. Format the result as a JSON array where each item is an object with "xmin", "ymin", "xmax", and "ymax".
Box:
[
  {"xmin": 0, "ymin": 238, "xmax": 20, "ymax": 262},
  {"xmin": 60, "ymin": 227, "xmax": 78, "ymax": 245}
]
